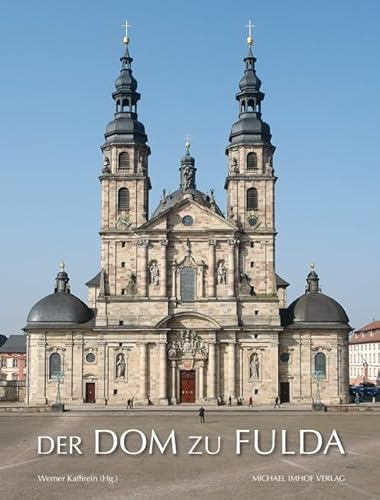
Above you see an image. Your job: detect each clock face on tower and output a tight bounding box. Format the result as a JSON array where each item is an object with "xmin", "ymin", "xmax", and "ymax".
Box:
[
  {"xmin": 117, "ymin": 211, "xmax": 131, "ymax": 229},
  {"xmin": 247, "ymin": 213, "xmax": 259, "ymax": 228}
]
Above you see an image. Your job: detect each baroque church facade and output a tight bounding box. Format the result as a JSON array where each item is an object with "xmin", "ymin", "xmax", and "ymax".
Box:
[{"xmin": 24, "ymin": 30, "xmax": 351, "ymax": 406}]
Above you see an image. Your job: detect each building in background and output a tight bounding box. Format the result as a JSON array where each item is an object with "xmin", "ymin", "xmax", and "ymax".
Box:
[
  {"xmin": 24, "ymin": 27, "xmax": 351, "ymax": 407},
  {"xmin": 349, "ymin": 321, "xmax": 380, "ymax": 385},
  {"xmin": 0, "ymin": 335, "xmax": 26, "ymax": 401}
]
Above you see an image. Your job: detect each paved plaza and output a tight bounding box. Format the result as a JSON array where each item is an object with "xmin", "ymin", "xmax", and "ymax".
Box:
[{"xmin": 0, "ymin": 410, "xmax": 378, "ymax": 500}]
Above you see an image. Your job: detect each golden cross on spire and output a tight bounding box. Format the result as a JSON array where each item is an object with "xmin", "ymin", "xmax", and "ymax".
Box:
[
  {"xmin": 185, "ymin": 133, "xmax": 191, "ymax": 153},
  {"xmin": 122, "ymin": 19, "xmax": 132, "ymax": 45},
  {"xmin": 246, "ymin": 19, "xmax": 255, "ymax": 47}
]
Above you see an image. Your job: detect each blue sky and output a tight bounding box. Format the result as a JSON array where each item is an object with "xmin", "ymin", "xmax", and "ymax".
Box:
[{"xmin": 0, "ymin": 0, "xmax": 379, "ymax": 335}]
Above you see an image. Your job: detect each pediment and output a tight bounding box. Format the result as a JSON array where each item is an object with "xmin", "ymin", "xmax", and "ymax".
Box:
[{"xmin": 139, "ymin": 198, "xmax": 236, "ymax": 232}]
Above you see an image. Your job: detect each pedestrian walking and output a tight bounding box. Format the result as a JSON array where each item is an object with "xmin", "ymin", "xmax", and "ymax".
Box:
[
  {"xmin": 199, "ymin": 406, "xmax": 205, "ymax": 423},
  {"xmin": 274, "ymin": 396, "xmax": 281, "ymax": 408},
  {"xmin": 249, "ymin": 396, "xmax": 253, "ymax": 407},
  {"xmin": 228, "ymin": 395, "xmax": 232, "ymax": 407},
  {"xmin": 127, "ymin": 398, "xmax": 131, "ymax": 409},
  {"xmin": 355, "ymin": 393, "xmax": 360, "ymax": 405}
]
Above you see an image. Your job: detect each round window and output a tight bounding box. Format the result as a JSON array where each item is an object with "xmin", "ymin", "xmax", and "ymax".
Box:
[
  {"xmin": 182, "ymin": 215, "xmax": 193, "ymax": 226},
  {"xmin": 86, "ymin": 352, "xmax": 96, "ymax": 363},
  {"xmin": 280, "ymin": 352, "xmax": 289, "ymax": 363}
]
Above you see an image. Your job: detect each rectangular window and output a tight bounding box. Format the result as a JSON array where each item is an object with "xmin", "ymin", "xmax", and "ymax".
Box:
[
  {"xmin": 0, "ymin": 359, "xmax": 6, "ymax": 368},
  {"xmin": 121, "ymin": 262, "xmax": 126, "ymax": 267},
  {"xmin": 250, "ymin": 261, "xmax": 254, "ymax": 268},
  {"xmin": 12, "ymin": 359, "xmax": 18, "ymax": 368}
]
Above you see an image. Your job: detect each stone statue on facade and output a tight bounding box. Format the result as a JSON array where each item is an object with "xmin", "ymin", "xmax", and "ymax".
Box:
[
  {"xmin": 173, "ymin": 330, "xmax": 208, "ymax": 359},
  {"xmin": 167, "ymin": 342, "xmax": 178, "ymax": 360},
  {"xmin": 149, "ymin": 261, "xmax": 160, "ymax": 286},
  {"xmin": 183, "ymin": 166, "xmax": 193, "ymax": 190},
  {"xmin": 250, "ymin": 353, "xmax": 260, "ymax": 379},
  {"xmin": 116, "ymin": 353, "xmax": 126, "ymax": 378},
  {"xmin": 217, "ymin": 261, "xmax": 227, "ymax": 285}
]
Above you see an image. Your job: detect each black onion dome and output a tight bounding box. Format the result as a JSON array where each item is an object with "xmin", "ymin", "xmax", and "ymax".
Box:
[
  {"xmin": 26, "ymin": 264, "xmax": 93, "ymax": 326},
  {"xmin": 282, "ymin": 267, "xmax": 350, "ymax": 329},
  {"xmin": 27, "ymin": 293, "xmax": 93, "ymax": 325},
  {"xmin": 286, "ymin": 292, "xmax": 349, "ymax": 325}
]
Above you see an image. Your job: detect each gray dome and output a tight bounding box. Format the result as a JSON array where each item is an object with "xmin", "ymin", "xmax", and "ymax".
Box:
[
  {"xmin": 27, "ymin": 292, "xmax": 93, "ymax": 325},
  {"xmin": 104, "ymin": 114, "xmax": 147, "ymax": 144},
  {"xmin": 152, "ymin": 188, "xmax": 223, "ymax": 218},
  {"xmin": 229, "ymin": 116, "xmax": 271, "ymax": 145},
  {"xmin": 115, "ymin": 70, "xmax": 137, "ymax": 91},
  {"xmin": 286, "ymin": 292, "xmax": 349, "ymax": 326}
]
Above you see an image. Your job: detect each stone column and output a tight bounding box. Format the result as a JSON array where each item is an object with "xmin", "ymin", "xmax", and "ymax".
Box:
[
  {"xmin": 228, "ymin": 341, "xmax": 236, "ymax": 399},
  {"xmin": 228, "ymin": 240, "xmax": 236, "ymax": 297},
  {"xmin": 159, "ymin": 342, "xmax": 168, "ymax": 403},
  {"xmin": 235, "ymin": 239, "xmax": 240, "ymax": 292},
  {"xmin": 199, "ymin": 363, "xmax": 204, "ymax": 400},
  {"xmin": 207, "ymin": 342, "xmax": 216, "ymax": 401},
  {"xmin": 216, "ymin": 342, "xmax": 220, "ymax": 399},
  {"xmin": 171, "ymin": 361, "xmax": 177, "ymax": 404},
  {"xmin": 208, "ymin": 240, "xmax": 216, "ymax": 297},
  {"xmin": 171, "ymin": 262, "xmax": 177, "ymax": 299},
  {"xmin": 139, "ymin": 342, "xmax": 148, "ymax": 403},
  {"xmin": 160, "ymin": 239, "xmax": 168, "ymax": 297},
  {"xmin": 138, "ymin": 239, "xmax": 149, "ymax": 297}
]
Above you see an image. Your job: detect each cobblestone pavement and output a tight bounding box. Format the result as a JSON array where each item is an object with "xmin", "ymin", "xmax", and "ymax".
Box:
[{"xmin": 0, "ymin": 412, "xmax": 378, "ymax": 500}]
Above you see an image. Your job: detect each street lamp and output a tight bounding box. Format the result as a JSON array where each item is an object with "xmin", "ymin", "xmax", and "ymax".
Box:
[
  {"xmin": 313, "ymin": 370, "xmax": 323, "ymax": 406},
  {"xmin": 52, "ymin": 371, "xmax": 64, "ymax": 411}
]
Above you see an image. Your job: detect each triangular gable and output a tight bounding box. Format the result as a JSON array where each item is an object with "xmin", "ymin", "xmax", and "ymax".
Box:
[{"xmin": 138, "ymin": 197, "xmax": 237, "ymax": 232}]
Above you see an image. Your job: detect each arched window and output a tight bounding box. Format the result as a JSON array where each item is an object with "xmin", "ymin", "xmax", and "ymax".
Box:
[
  {"xmin": 315, "ymin": 352, "xmax": 326, "ymax": 378},
  {"xmin": 118, "ymin": 188, "xmax": 130, "ymax": 211},
  {"xmin": 247, "ymin": 99, "xmax": 255, "ymax": 112},
  {"xmin": 180, "ymin": 267, "xmax": 195, "ymax": 302},
  {"xmin": 49, "ymin": 353, "xmax": 61, "ymax": 379},
  {"xmin": 119, "ymin": 152, "xmax": 130, "ymax": 170},
  {"xmin": 247, "ymin": 152, "xmax": 258, "ymax": 171},
  {"xmin": 247, "ymin": 188, "xmax": 258, "ymax": 210}
]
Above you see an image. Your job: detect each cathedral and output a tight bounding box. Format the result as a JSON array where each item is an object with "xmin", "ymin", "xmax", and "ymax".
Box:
[{"xmin": 24, "ymin": 28, "xmax": 351, "ymax": 406}]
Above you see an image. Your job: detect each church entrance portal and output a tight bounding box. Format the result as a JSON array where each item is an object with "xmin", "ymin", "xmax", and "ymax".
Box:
[
  {"xmin": 85, "ymin": 382, "xmax": 96, "ymax": 403},
  {"xmin": 280, "ymin": 382, "xmax": 290, "ymax": 403},
  {"xmin": 180, "ymin": 370, "xmax": 196, "ymax": 403}
]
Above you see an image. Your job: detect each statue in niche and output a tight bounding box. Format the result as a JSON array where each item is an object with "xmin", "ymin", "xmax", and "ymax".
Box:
[
  {"xmin": 149, "ymin": 261, "xmax": 160, "ymax": 286},
  {"xmin": 167, "ymin": 341, "xmax": 178, "ymax": 360},
  {"xmin": 116, "ymin": 353, "xmax": 126, "ymax": 378},
  {"xmin": 232, "ymin": 157, "xmax": 239, "ymax": 173},
  {"xmin": 102, "ymin": 157, "xmax": 111, "ymax": 174},
  {"xmin": 217, "ymin": 261, "xmax": 227, "ymax": 285},
  {"xmin": 183, "ymin": 166, "xmax": 193, "ymax": 190},
  {"xmin": 250, "ymin": 353, "xmax": 260, "ymax": 379}
]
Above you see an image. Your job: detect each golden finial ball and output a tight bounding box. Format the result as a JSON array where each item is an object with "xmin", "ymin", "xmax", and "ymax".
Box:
[
  {"xmin": 123, "ymin": 36, "xmax": 129, "ymax": 45},
  {"xmin": 247, "ymin": 36, "xmax": 253, "ymax": 46}
]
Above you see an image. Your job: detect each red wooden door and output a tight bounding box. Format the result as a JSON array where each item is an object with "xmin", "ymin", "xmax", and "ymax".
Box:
[
  {"xmin": 85, "ymin": 382, "xmax": 96, "ymax": 403},
  {"xmin": 180, "ymin": 370, "xmax": 195, "ymax": 403}
]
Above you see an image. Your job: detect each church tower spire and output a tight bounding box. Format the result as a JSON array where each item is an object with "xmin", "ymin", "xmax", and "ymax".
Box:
[
  {"xmin": 224, "ymin": 21, "xmax": 277, "ymax": 296},
  {"xmin": 100, "ymin": 22, "xmax": 151, "ymax": 232},
  {"xmin": 225, "ymin": 21, "xmax": 276, "ymax": 228}
]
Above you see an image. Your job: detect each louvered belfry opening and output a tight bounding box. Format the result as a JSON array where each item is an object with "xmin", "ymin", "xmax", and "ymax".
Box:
[
  {"xmin": 247, "ymin": 187, "xmax": 258, "ymax": 210},
  {"xmin": 247, "ymin": 152, "xmax": 258, "ymax": 171},
  {"xmin": 119, "ymin": 152, "xmax": 130, "ymax": 170},
  {"xmin": 118, "ymin": 188, "xmax": 130, "ymax": 211}
]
